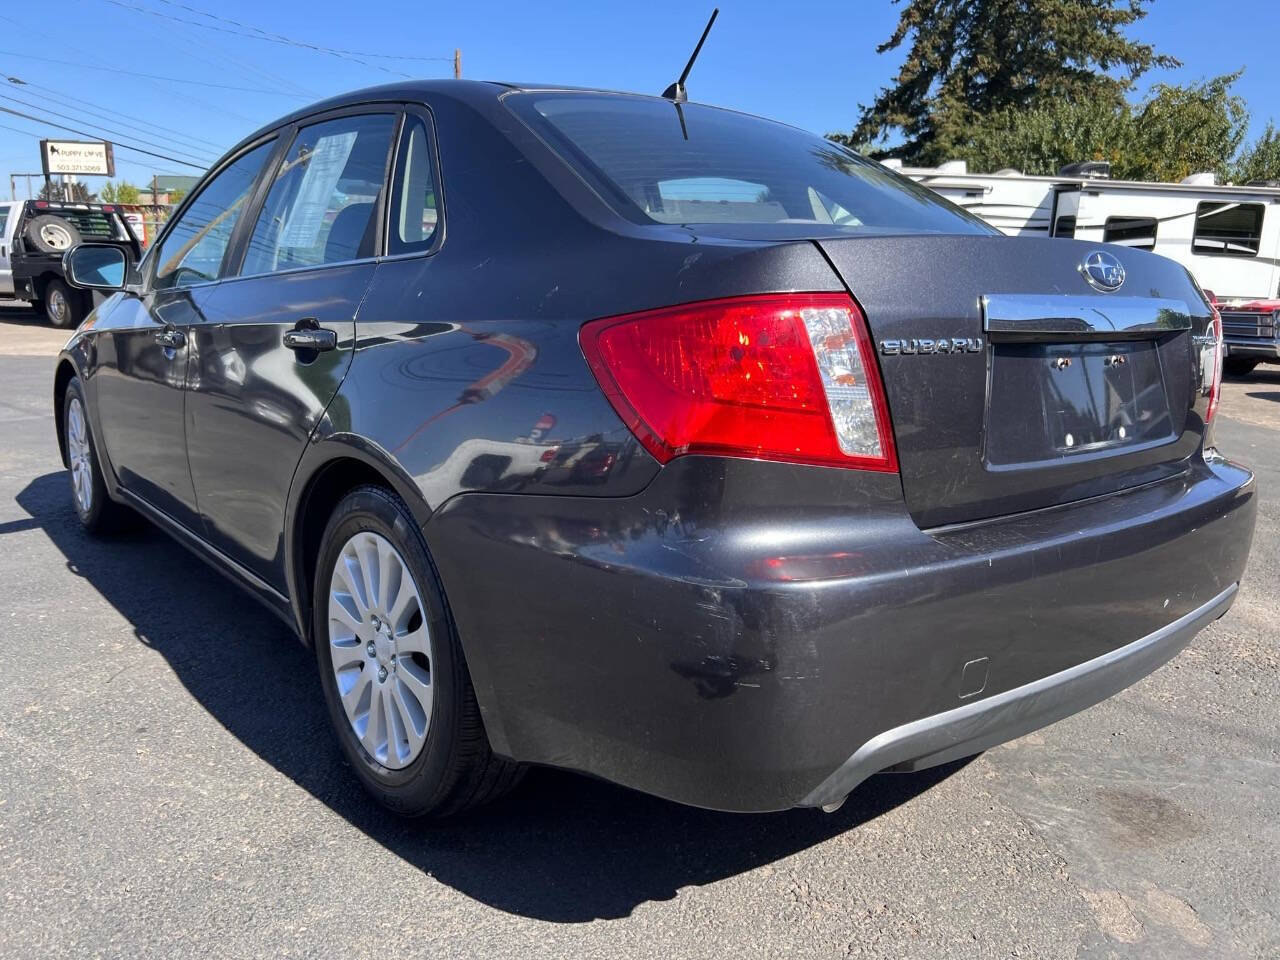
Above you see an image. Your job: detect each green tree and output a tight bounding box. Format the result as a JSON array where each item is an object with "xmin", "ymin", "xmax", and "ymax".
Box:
[
  {"xmin": 1130, "ymin": 73, "xmax": 1247, "ymax": 181},
  {"xmin": 100, "ymin": 181, "xmax": 142, "ymax": 204},
  {"xmin": 167, "ymin": 187, "xmax": 186, "ymax": 206},
  {"xmin": 1232, "ymin": 122, "xmax": 1280, "ymax": 183},
  {"xmin": 835, "ymin": 0, "xmax": 1179, "ymax": 164},
  {"xmin": 967, "ymin": 95, "xmax": 1133, "ymax": 176},
  {"xmin": 968, "ymin": 72, "xmax": 1248, "ymax": 181},
  {"xmin": 39, "ymin": 181, "xmax": 91, "ymax": 202}
]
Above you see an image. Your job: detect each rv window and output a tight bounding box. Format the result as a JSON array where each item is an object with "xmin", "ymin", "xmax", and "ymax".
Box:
[
  {"xmin": 1052, "ymin": 216, "xmax": 1076, "ymax": 238},
  {"xmin": 1193, "ymin": 202, "xmax": 1263, "ymax": 256},
  {"xmin": 1104, "ymin": 216, "xmax": 1158, "ymax": 250}
]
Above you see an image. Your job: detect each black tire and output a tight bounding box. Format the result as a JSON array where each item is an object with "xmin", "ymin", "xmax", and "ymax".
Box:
[
  {"xmin": 24, "ymin": 214, "xmax": 82, "ymax": 254},
  {"xmin": 44, "ymin": 278, "xmax": 86, "ymax": 329},
  {"xmin": 313, "ymin": 485, "xmax": 523, "ymax": 817},
  {"xmin": 1223, "ymin": 357, "xmax": 1258, "ymax": 377},
  {"xmin": 62, "ymin": 376, "xmax": 134, "ymax": 535}
]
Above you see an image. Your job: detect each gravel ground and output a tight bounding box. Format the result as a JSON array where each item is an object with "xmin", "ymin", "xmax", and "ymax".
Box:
[{"xmin": 0, "ymin": 303, "xmax": 1276, "ymax": 959}]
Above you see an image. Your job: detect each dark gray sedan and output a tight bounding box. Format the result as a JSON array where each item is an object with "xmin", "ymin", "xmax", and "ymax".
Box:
[{"xmin": 54, "ymin": 80, "xmax": 1255, "ymax": 816}]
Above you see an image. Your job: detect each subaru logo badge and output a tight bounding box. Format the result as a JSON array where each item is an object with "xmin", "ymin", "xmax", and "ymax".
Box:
[{"xmin": 1080, "ymin": 250, "xmax": 1126, "ymax": 292}]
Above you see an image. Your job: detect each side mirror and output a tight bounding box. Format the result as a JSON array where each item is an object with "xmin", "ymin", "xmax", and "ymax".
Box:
[{"xmin": 63, "ymin": 244, "xmax": 128, "ymax": 291}]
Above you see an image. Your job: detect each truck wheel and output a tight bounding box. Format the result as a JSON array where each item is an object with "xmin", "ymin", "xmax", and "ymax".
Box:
[
  {"xmin": 1223, "ymin": 357, "xmax": 1258, "ymax": 377},
  {"xmin": 44, "ymin": 279, "xmax": 84, "ymax": 329},
  {"xmin": 24, "ymin": 214, "xmax": 82, "ymax": 254}
]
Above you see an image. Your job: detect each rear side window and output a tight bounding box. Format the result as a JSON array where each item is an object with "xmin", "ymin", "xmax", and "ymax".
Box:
[
  {"xmin": 509, "ymin": 93, "xmax": 990, "ymax": 234},
  {"xmin": 1104, "ymin": 216, "xmax": 1157, "ymax": 250},
  {"xmin": 1193, "ymin": 202, "xmax": 1263, "ymax": 256},
  {"xmin": 388, "ymin": 114, "xmax": 441, "ymax": 255},
  {"xmin": 241, "ymin": 113, "xmax": 396, "ymax": 276},
  {"xmin": 153, "ymin": 139, "xmax": 275, "ymax": 290}
]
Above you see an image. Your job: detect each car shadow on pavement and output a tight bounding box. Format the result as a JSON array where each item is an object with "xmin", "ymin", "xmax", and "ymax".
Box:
[{"xmin": 16, "ymin": 470, "xmax": 970, "ymax": 922}]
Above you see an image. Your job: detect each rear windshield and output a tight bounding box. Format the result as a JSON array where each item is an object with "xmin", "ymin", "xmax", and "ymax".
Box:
[{"xmin": 509, "ymin": 92, "xmax": 991, "ymax": 235}]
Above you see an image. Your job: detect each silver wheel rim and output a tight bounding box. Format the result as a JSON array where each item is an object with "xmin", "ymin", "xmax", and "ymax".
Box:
[
  {"xmin": 328, "ymin": 531, "xmax": 433, "ymax": 769},
  {"xmin": 66, "ymin": 397, "xmax": 93, "ymax": 514},
  {"xmin": 48, "ymin": 288, "xmax": 69, "ymax": 324},
  {"xmin": 40, "ymin": 222, "xmax": 74, "ymax": 250}
]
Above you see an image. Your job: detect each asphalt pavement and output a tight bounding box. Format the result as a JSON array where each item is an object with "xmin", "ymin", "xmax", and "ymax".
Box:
[{"xmin": 0, "ymin": 301, "xmax": 1276, "ymax": 959}]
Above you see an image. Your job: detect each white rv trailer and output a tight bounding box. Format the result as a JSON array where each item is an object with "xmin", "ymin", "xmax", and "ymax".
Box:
[{"xmin": 890, "ymin": 160, "xmax": 1280, "ymax": 370}]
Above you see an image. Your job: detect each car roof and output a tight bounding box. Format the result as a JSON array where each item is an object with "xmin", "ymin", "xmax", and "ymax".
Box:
[
  {"xmin": 221, "ymin": 80, "xmax": 758, "ymax": 170},
  {"xmin": 233, "ymin": 79, "xmax": 639, "ymax": 141}
]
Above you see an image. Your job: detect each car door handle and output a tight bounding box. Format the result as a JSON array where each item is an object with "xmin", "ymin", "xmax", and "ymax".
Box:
[
  {"xmin": 283, "ymin": 328, "xmax": 337, "ymax": 352},
  {"xmin": 155, "ymin": 328, "xmax": 186, "ymax": 349}
]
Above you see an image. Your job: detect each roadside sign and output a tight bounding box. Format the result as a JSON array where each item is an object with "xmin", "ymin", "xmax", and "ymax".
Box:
[
  {"xmin": 122, "ymin": 210, "xmax": 146, "ymax": 244},
  {"xmin": 40, "ymin": 140, "xmax": 115, "ymax": 177}
]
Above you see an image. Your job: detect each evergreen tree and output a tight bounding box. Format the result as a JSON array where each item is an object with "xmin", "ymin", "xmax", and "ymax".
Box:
[
  {"xmin": 39, "ymin": 181, "xmax": 92, "ymax": 202},
  {"xmin": 836, "ymin": 0, "xmax": 1179, "ymax": 164}
]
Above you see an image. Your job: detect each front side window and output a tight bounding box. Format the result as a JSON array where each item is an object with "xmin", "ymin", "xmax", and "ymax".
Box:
[
  {"xmin": 388, "ymin": 114, "xmax": 441, "ymax": 255},
  {"xmin": 508, "ymin": 93, "xmax": 992, "ymax": 235},
  {"xmin": 1104, "ymin": 216, "xmax": 1158, "ymax": 250},
  {"xmin": 241, "ymin": 113, "xmax": 396, "ymax": 276},
  {"xmin": 1193, "ymin": 202, "xmax": 1263, "ymax": 256},
  {"xmin": 153, "ymin": 140, "xmax": 275, "ymax": 290}
]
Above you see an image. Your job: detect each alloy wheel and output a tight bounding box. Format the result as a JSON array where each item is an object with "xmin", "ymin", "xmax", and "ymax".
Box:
[
  {"xmin": 327, "ymin": 531, "xmax": 434, "ymax": 769},
  {"xmin": 66, "ymin": 397, "xmax": 93, "ymax": 514}
]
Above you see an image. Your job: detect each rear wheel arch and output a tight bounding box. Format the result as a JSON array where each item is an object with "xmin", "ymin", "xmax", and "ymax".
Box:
[{"xmin": 288, "ymin": 445, "xmax": 432, "ymax": 647}]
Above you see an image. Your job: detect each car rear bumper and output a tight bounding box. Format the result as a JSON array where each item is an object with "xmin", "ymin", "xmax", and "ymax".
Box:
[
  {"xmin": 1224, "ymin": 338, "xmax": 1280, "ymax": 359},
  {"xmin": 424, "ymin": 453, "xmax": 1256, "ymax": 812},
  {"xmin": 803, "ymin": 581, "xmax": 1236, "ymax": 810}
]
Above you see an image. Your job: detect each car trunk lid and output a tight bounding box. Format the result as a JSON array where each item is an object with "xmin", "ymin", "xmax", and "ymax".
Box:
[{"xmin": 816, "ymin": 235, "xmax": 1215, "ymax": 528}]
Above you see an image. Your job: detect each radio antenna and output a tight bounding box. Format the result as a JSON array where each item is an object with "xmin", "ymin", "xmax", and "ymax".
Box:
[{"xmin": 662, "ymin": 8, "xmax": 719, "ymax": 103}]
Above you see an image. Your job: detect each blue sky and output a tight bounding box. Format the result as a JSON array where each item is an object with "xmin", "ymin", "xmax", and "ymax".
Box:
[{"xmin": 1, "ymin": 0, "xmax": 1277, "ymax": 192}]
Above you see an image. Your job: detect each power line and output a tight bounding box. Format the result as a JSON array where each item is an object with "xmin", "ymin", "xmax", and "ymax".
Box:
[
  {"xmin": 0, "ymin": 103, "xmax": 207, "ymax": 169},
  {"xmin": 149, "ymin": 0, "xmax": 454, "ymax": 63},
  {"xmin": 0, "ymin": 14, "xmax": 268, "ymax": 130},
  {"xmin": 4, "ymin": 77, "xmax": 227, "ymax": 155},
  {"xmin": 0, "ymin": 92, "xmax": 218, "ymax": 166},
  {"xmin": 0, "ymin": 48, "xmax": 310, "ymax": 98},
  {"xmin": 98, "ymin": 0, "xmax": 427, "ymax": 79},
  {"xmin": 113, "ymin": 3, "xmax": 322, "ymax": 103}
]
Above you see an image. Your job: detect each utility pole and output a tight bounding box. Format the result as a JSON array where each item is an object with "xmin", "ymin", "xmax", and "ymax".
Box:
[
  {"xmin": 453, "ymin": 48, "xmax": 461, "ymax": 79},
  {"xmin": 8, "ymin": 172, "xmax": 42, "ymax": 199}
]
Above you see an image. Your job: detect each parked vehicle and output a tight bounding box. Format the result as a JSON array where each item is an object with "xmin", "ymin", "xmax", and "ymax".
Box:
[
  {"xmin": 7, "ymin": 199, "xmax": 142, "ymax": 327},
  {"xmin": 1215, "ymin": 297, "xmax": 1280, "ymax": 375},
  {"xmin": 0, "ymin": 200, "xmax": 18, "ymax": 298},
  {"xmin": 54, "ymin": 81, "xmax": 1255, "ymax": 816}
]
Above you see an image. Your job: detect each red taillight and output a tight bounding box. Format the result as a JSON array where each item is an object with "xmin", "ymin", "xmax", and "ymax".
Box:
[
  {"xmin": 579, "ymin": 293, "xmax": 897, "ymax": 472},
  {"xmin": 1205, "ymin": 305, "xmax": 1223, "ymax": 423}
]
